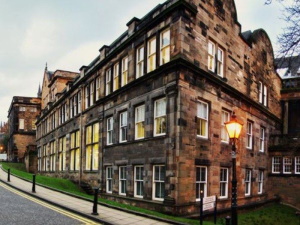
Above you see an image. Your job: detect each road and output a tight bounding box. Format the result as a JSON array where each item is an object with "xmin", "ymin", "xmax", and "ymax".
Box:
[{"xmin": 0, "ymin": 182, "xmax": 101, "ymax": 225}]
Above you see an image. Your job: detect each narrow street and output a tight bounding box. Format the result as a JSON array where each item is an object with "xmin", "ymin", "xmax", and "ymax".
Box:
[{"xmin": 0, "ymin": 182, "xmax": 100, "ymax": 225}]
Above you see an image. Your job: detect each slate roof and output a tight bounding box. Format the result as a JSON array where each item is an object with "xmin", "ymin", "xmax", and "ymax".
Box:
[{"xmin": 275, "ymin": 55, "xmax": 300, "ymax": 79}]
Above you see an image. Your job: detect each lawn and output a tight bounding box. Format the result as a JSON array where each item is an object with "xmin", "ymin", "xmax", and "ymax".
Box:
[{"xmin": 1, "ymin": 162, "xmax": 299, "ymax": 225}]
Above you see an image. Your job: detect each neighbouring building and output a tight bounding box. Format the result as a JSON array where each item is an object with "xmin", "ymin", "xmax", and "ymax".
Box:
[
  {"xmin": 8, "ymin": 96, "xmax": 41, "ymax": 162},
  {"xmin": 36, "ymin": 0, "xmax": 284, "ymax": 215}
]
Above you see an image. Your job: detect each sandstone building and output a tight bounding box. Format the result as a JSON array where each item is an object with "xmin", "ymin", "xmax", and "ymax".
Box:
[
  {"xmin": 8, "ymin": 96, "xmax": 41, "ymax": 162},
  {"xmin": 36, "ymin": 0, "xmax": 285, "ymax": 215}
]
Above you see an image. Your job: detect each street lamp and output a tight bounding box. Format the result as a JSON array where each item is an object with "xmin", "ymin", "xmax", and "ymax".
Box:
[{"xmin": 224, "ymin": 112, "xmax": 243, "ymax": 225}]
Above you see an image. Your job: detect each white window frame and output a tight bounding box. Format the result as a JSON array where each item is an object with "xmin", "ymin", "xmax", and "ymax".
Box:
[
  {"xmin": 245, "ymin": 169, "xmax": 252, "ymax": 196},
  {"xmin": 217, "ymin": 47, "xmax": 224, "ymax": 77},
  {"xmin": 154, "ymin": 98, "xmax": 167, "ymax": 136},
  {"xmin": 258, "ymin": 81, "xmax": 263, "ymax": 103},
  {"xmin": 119, "ymin": 166, "xmax": 127, "ymax": 196},
  {"xmin": 208, "ymin": 41, "xmax": 215, "ymax": 72},
  {"xmin": 134, "ymin": 165, "xmax": 144, "ymax": 198},
  {"xmin": 221, "ymin": 110, "xmax": 230, "ymax": 143},
  {"xmin": 106, "ymin": 69, "xmax": 111, "ymax": 96},
  {"xmin": 263, "ymin": 84, "xmax": 268, "ymax": 107},
  {"xmin": 20, "ymin": 106, "xmax": 26, "ymax": 111},
  {"xmin": 197, "ymin": 101, "xmax": 209, "ymax": 138},
  {"xmin": 283, "ymin": 157, "xmax": 292, "ymax": 174},
  {"xmin": 90, "ymin": 81, "xmax": 94, "ymax": 106},
  {"xmin": 113, "ymin": 63, "xmax": 119, "ymax": 91},
  {"xmin": 85, "ymin": 85, "xmax": 90, "ymax": 109},
  {"xmin": 96, "ymin": 76, "xmax": 101, "ymax": 101},
  {"xmin": 246, "ymin": 121, "xmax": 253, "ymax": 149},
  {"xmin": 258, "ymin": 170, "xmax": 263, "ymax": 194},
  {"xmin": 147, "ymin": 37, "xmax": 156, "ymax": 73},
  {"xmin": 220, "ymin": 168, "xmax": 228, "ymax": 199},
  {"xmin": 196, "ymin": 166, "xmax": 207, "ymax": 201},
  {"xmin": 106, "ymin": 167, "xmax": 113, "ymax": 193},
  {"xmin": 135, "ymin": 105, "xmax": 145, "ymax": 140},
  {"xmin": 272, "ymin": 157, "xmax": 281, "ymax": 174},
  {"xmin": 153, "ymin": 165, "xmax": 165, "ymax": 201},
  {"xmin": 107, "ymin": 117, "xmax": 113, "ymax": 145},
  {"xmin": 136, "ymin": 46, "xmax": 144, "ymax": 78},
  {"xmin": 160, "ymin": 29, "xmax": 170, "ymax": 65},
  {"xmin": 295, "ymin": 157, "xmax": 300, "ymax": 174},
  {"xmin": 121, "ymin": 57, "xmax": 128, "ymax": 87},
  {"xmin": 259, "ymin": 127, "xmax": 265, "ymax": 152},
  {"xmin": 19, "ymin": 119, "xmax": 25, "ymax": 130},
  {"xmin": 119, "ymin": 111, "xmax": 127, "ymax": 143}
]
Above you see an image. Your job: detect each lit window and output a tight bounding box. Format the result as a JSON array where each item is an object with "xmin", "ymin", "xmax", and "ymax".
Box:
[
  {"xmin": 160, "ymin": 29, "xmax": 170, "ymax": 65},
  {"xmin": 259, "ymin": 127, "xmax": 265, "ymax": 152},
  {"xmin": 245, "ymin": 169, "xmax": 252, "ymax": 196},
  {"xmin": 154, "ymin": 98, "xmax": 166, "ymax": 136},
  {"xmin": 70, "ymin": 130, "xmax": 80, "ymax": 171},
  {"xmin": 58, "ymin": 136, "xmax": 66, "ymax": 171},
  {"xmin": 258, "ymin": 170, "xmax": 263, "ymax": 194},
  {"xmin": 272, "ymin": 157, "xmax": 281, "ymax": 173},
  {"xmin": 119, "ymin": 112, "xmax": 127, "ymax": 143},
  {"xmin": 113, "ymin": 63, "xmax": 119, "ymax": 91},
  {"xmin": 106, "ymin": 167, "xmax": 113, "ymax": 193},
  {"xmin": 119, "ymin": 166, "xmax": 127, "ymax": 196},
  {"xmin": 196, "ymin": 166, "xmax": 207, "ymax": 201},
  {"xmin": 107, "ymin": 117, "xmax": 113, "ymax": 145},
  {"xmin": 134, "ymin": 166, "xmax": 144, "ymax": 198},
  {"xmin": 135, "ymin": 105, "xmax": 145, "ymax": 140},
  {"xmin": 221, "ymin": 110, "xmax": 230, "ymax": 142},
  {"xmin": 147, "ymin": 37, "xmax": 156, "ymax": 72},
  {"xmin": 208, "ymin": 41, "xmax": 215, "ymax": 72},
  {"xmin": 85, "ymin": 123, "xmax": 99, "ymax": 171},
  {"xmin": 197, "ymin": 101, "xmax": 208, "ymax": 138},
  {"xmin": 121, "ymin": 57, "xmax": 128, "ymax": 87},
  {"xmin": 220, "ymin": 168, "xmax": 228, "ymax": 198},
  {"xmin": 106, "ymin": 69, "xmax": 111, "ymax": 96},
  {"xmin": 295, "ymin": 157, "xmax": 300, "ymax": 174},
  {"xmin": 136, "ymin": 46, "xmax": 144, "ymax": 78},
  {"xmin": 153, "ymin": 165, "xmax": 165, "ymax": 201},
  {"xmin": 283, "ymin": 157, "xmax": 292, "ymax": 174},
  {"xmin": 246, "ymin": 121, "xmax": 253, "ymax": 149},
  {"xmin": 49, "ymin": 141, "xmax": 56, "ymax": 172}
]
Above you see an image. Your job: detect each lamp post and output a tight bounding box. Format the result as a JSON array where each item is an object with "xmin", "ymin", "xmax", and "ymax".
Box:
[{"xmin": 224, "ymin": 112, "xmax": 243, "ymax": 225}]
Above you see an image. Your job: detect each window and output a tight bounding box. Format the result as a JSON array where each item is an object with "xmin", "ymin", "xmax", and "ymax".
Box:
[
  {"xmin": 121, "ymin": 57, "xmax": 128, "ymax": 87},
  {"xmin": 259, "ymin": 127, "xmax": 265, "ymax": 152},
  {"xmin": 119, "ymin": 166, "xmax": 127, "ymax": 195},
  {"xmin": 208, "ymin": 41, "xmax": 215, "ymax": 72},
  {"xmin": 19, "ymin": 119, "xmax": 24, "ymax": 130},
  {"xmin": 96, "ymin": 76, "xmax": 101, "ymax": 101},
  {"xmin": 196, "ymin": 166, "xmax": 207, "ymax": 201},
  {"xmin": 258, "ymin": 82, "xmax": 268, "ymax": 106},
  {"xmin": 134, "ymin": 166, "xmax": 144, "ymax": 198},
  {"xmin": 106, "ymin": 69, "xmax": 111, "ymax": 96},
  {"xmin": 160, "ymin": 29, "xmax": 170, "ymax": 65},
  {"xmin": 272, "ymin": 157, "xmax": 281, "ymax": 173},
  {"xmin": 217, "ymin": 48, "xmax": 224, "ymax": 77},
  {"xmin": 258, "ymin": 170, "xmax": 264, "ymax": 194},
  {"xmin": 49, "ymin": 141, "xmax": 56, "ymax": 172},
  {"xmin": 78, "ymin": 91, "xmax": 82, "ymax": 114},
  {"xmin": 32, "ymin": 120, "xmax": 37, "ymax": 130},
  {"xmin": 246, "ymin": 121, "xmax": 253, "ymax": 149},
  {"xmin": 135, "ymin": 105, "xmax": 145, "ymax": 140},
  {"xmin": 220, "ymin": 168, "xmax": 228, "ymax": 198},
  {"xmin": 113, "ymin": 63, "xmax": 119, "ymax": 91},
  {"xmin": 153, "ymin": 165, "xmax": 165, "ymax": 201},
  {"xmin": 30, "ymin": 107, "xmax": 37, "ymax": 112},
  {"xmin": 19, "ymin": 106, "xmax": 26, "ymax": 111},
  {"xmin": 245, "ymin": 169, "xmax": 252, "ymax": 196},
  {"xmin": 295, "ymin": 157, "xmax": 300, "ymax": 174},
  {"xmin": 58, "ymin": 136, "xmax": 66, "ymax": 171},
  {"xmin": 85, "ymin": 85, "xmax": 90, "ymax": 109},
  {"xmin": 197, "ymin": 101, "xmax": 208, "ymax": 138},
  {"xmin": 70, "ymin": 130, "xmax": 80, "ymax": 171},
  {"xmin": 147, "ymin": 37, "xmax": 156, "ymax": 72},
  {"xmin": 37, "ymin": 147, "xmax": 42, "ymax": 172},
  {"xmin": 119, "ymin": 112, "xmax": 127, "ymax": 143},
  {"xmin": 208, "ymin": 41, "xmax": 224, "ymax": 77},
  {"xmin": 107, "ymin": 117, "xmax": 113, "ymax": 145},
  {"xmin": 106, "ymin": 167, "xmax": 113, "ymax": 193},
  {"xmin": 42, "ymin": 145, "xmax": 47, "ymax": 171},
  {"xmin": 154, "ymin": 98, "xmax": 166, "ymax": 136},
  {"xmin": 86, "ymin": 123, "xmax": 99, "ymax": 171},
  {"xmin": 136, "ymin": 46, "xmax": 144, "ymax": 78},
  {"xmin": 90, "ymin": 81, "xmax": 94, "ymax": 106},
  {"xmin": 283, "ymin": 157, "xmax": 292, "ymax": 174},
  {"xmin": 221, "ymin": 110, "xmax": 230, "ymax": 143}
]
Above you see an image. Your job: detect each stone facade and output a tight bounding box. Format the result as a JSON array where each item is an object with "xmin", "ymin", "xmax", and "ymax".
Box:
[{"xmin": 36, "ymin": 0, "xmax": 284, "ymax": 215}]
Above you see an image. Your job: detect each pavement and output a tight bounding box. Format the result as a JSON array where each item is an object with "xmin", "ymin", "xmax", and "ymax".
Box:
[{"xmin": 0, "ymin": 168, "xmax": 181, "ymax": 225}]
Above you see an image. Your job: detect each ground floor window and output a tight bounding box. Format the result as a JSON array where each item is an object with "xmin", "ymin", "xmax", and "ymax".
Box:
[
  {"xmin": 153, "ymin": 165, "xmax": 165, "ymax": 201},
  {"xmin": 272, "ymin": 157, "xmax": 281, "ymax": 173},
  {"xmin": 296, "ymin": 157, "xmax": 300, "ymax": 174},
  {"xmin": 220, "ymin": 168, "xmax": 228, "ymax": 198},
  {"xmin": 258, "ymin": 170, "xmax": 264, "ymax": 194},
  {"xmin": 245, "ymin": 169, "xmax": 252, "ymax": 196},
  {"xmin": 283, "ymin": 157, "xmax": 292, "ymax": 174},
  {"xmin": 134, "ymin": 166, "xmax": 144, "ymax": 198},
  {"xmin": 196, "ymin": 166, "xmax": 207, "ymax": 201},
  {"xmin": 119, "ymin": 166, "xmax": 127, "ymax": 195},
  {"xmin": 106, "ymin": 167, "xmax": 113, "ymax": 193}
]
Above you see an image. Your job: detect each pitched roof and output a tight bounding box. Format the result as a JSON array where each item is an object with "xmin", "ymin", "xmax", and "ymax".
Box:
[{"xmin": 275, "ymin": 55, "xmax": 300, "ymax": 79}]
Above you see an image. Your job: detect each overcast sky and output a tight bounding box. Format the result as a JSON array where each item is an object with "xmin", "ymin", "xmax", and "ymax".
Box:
[{"xmin": 0, "ymin": 0, "xmax": 286, "ymax": 123}]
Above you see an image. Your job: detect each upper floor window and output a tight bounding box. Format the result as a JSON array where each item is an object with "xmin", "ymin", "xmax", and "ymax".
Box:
[
  {"xmin": 106, "ymin": 69, "xmax": 112, "ymax": 96},
  {"xmin": 283, "ymin": 157, "xmax": 292, "ymax": 174},
  {"xmin": 90, "ymin": 81, "xmax": 95, "ymax": 106},
  {"xmin": 259, "ymin": 127, "xmax": 265, "ymax": 152},
  {"xmin": 19, "ymin": 119, "xmax": 24, "ymax": 130},
  {"xmin": 221, "ymin": 110, "xmax": 230, "ymax": 143},
  {"xmin": 295, "ymin": 157, "xmax": 300, "ymax": 174},
  {"xmin": 197, "ymin": 101, "xmax": 209, "ymax": 138},
  {"xmin": 113, "ymin": 63, "xmax": 119, "ymax": 91},
  {"xmin": 208, "ymin": 40, "xmax": 224, "ymax": 77},
  {"xmin": 154, "ymin": 98, "xmax": 167, "ymax": 136},
  {"xmin": 96, "ymin": 76, "xmax": 101, "ymax": 101},
  {"xmin": 85, "ymin": 85, "xmax": 90, "ymax": 109},
  {"xmin": 208, "ymin": 41, "xmax": 215, "ymax": 72},
  {"xmin": 258, "ymin": 81, "xmax": 268, "ymax": 106},
  {"xmin": 272, "ymin": 157, "xmax": 281, "ymax": 173},
  {"xmin": 119, "ymin": 111, "xmax": 127, "ymax": 143},
  {"xmin": 136, "ymin": 46, "xmax": 144, "ymax": 78},
  {"xmin": 107, "ymin": 117, "xmax": 113, "ymax": 145},
  {"xmin": 246, "ymin": 121, "xmax": 253, "ymax": 149},
  {"xmin": 135, "ymin": 105, "xmax": 145, "ymax": 140},
  {"xmin": 160, "ymin": 29, "xmax": 170, "ymax": 65},
  {"xmin": 121, "ymin": 57, "xmax": 128, "ymax": 87},
  {"xmin": 19, "ymin": 106, "xmax": 26, "ymax": 111},
  {"xmin": 147, "ymin": 37, "xmax": 156, "ymax": 73}
]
